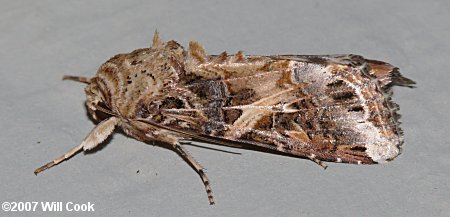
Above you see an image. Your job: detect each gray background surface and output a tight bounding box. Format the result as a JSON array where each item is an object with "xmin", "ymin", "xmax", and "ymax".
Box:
[{"xmin": 1, "ymin": 0, "xmax": 449, "ymax": 216}]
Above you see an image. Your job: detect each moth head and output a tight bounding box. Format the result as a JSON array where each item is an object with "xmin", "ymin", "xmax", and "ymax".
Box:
[
  {"xmin": 62, "ymin": 75, "xmax": 110, "ymax": 121},
  {"xmin": 84, "ymin": 78, "xmax": 110, "ymax": 120},
  {"xmin": 81, "ymin": 34, "xmax": 186, "ymax": 120}
]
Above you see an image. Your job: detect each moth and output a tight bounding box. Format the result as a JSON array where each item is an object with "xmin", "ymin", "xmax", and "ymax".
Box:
[{"xmin": 35, "ymin": 32, "xmax": 415, "ymax": 205}]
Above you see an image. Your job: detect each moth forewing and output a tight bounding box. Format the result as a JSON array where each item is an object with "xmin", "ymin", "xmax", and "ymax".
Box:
[{"xmin": 35, "ymin": 31, "xmax": 414, "ymax": 205}]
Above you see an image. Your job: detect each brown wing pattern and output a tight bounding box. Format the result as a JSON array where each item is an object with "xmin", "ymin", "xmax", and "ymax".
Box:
[{"xmin": 151, "ymin": 42, "xmax": 414, "ymax": 165}]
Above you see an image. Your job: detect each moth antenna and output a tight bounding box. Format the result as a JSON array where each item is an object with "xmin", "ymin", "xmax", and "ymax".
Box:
[
  {"xmin": 34, "ymin": 117, "xmax": 119, "ymax": 175},
  {"xmin": 233, "ymin": 50, "xmax": 246, "ymax": 62},
  {"xmin": 63, "ymin": 75, "xmax": 91, "ymax": 84},
  {"xmin": 181, "ymin": 141, "xmax": 242, "ymax": 155},
  {"xmin": 152, "ymin": 30, "xmax": 163, "ymax": 48},
  {"xmin": 188, "ymin": 41, "xmax": 207, "ymax": 63}
]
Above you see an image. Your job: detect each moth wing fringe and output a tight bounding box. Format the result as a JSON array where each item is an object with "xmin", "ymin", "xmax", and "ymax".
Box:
[{"xmin": 366, "ymin": 59, "xmax": 416, "ymax": 88}]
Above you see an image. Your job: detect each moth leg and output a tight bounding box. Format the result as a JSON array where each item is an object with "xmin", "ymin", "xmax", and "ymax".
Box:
[
  {"xmin": 34, "ymin": 117, "xmax": 119, "ymax": 175},
  {"xmin": 308, "ymin": 154, "xmax": 328, "ymax": 169},
  {"xmin": 63, "ymin": 75, "xmax": 91, "ymax": 84},
  {"xmin": 34, "ymin": 143, "xmax": 84, "ymax": 175},
  {"xmin": 174, "ymin": 142, "xmax": 215, "ymax": 205},
  {"xmin": 153, "ymin": 132, "xmax": 214, "ymax": 205}
]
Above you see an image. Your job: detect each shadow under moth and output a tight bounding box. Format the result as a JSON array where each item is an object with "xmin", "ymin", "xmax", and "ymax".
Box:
[{"xmin": 35, "ymin": 32, "xmax": 415, "ymax": 205}]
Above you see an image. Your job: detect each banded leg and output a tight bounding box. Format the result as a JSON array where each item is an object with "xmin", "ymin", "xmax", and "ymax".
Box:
[
  {"xmin": 34, "ymin": 117, "xmax": 119, "ymax": 175},
  {"xmin": 308, "ymin": 154, "xmax": 328, "ymax": 169},
  {"xmin": 173, "ymin": 143, "xmax": 215, "ymax": 205},
  {"xmin": 34, "ymin": 143, "xmax": 84, "ymax": 175}
]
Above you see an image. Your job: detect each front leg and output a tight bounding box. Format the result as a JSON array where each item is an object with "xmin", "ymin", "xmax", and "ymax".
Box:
[{"xmin": 34, "ymin": 117, "xmax": 119, "ymax": 174}]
